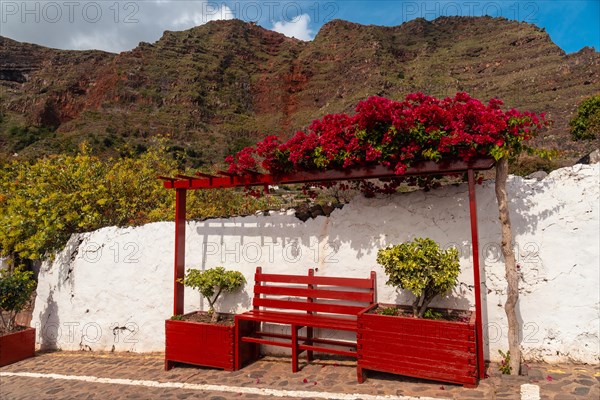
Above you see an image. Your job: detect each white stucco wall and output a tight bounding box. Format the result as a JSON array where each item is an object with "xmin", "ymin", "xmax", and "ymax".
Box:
[{"xmin": 32, "ymin": 164, "xmax": 600, "ymax": 363}]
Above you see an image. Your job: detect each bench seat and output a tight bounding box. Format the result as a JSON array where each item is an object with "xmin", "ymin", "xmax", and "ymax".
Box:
[
  {"xmin": 236, "ymin": 310, "xmax": 358, "ymax": 331},
  {"xmin": 235, "ymin": 267, "xmax": 375, "ymax": 372}
]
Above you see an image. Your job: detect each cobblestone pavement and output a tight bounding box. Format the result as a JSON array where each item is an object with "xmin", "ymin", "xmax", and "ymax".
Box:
[{"xmin": 0, "ymin": 352, "xmax": 598, "ymax": 400}]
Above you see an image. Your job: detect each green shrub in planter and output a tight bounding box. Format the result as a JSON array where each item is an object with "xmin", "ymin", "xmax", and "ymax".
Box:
[
  {"xmin": 376, "ymin": 237, "xmax": 460, "ymax": 318},
  {"xmin": 179, "ymin": 266, "xmax": 246, "ymax": 323},
  {"xmin": 0, "ymin": 268, "xmax": 36, "ymax": 334}
]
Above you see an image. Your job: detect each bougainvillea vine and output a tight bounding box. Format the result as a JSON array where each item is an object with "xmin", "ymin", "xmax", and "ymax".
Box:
[{"xmin": 226, "ymin": 92, "xmax": 547, "ymax": 196}]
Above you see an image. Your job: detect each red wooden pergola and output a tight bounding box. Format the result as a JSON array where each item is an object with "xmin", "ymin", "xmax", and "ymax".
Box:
[{"xmin": 160, "ymin": 157, "xmax": 495, "ymax": 380}]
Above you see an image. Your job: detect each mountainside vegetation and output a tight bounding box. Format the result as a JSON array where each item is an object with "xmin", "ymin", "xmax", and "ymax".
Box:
[{"xmin": 1, "ymin": 17, "xmax": 599, "ymax": 167}]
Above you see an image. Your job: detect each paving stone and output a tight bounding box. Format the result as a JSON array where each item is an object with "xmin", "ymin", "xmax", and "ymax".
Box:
[
  {"xmin": 459, "ymin": 392, "xmax": 486, "ymax": 398},
  {"xmin": 572, "ymin": 386, "xmax": 590, "ymax": 396},
  {"xmin": 553, "ymin": 395, "xmax": 577, "ymax": 400},
  {"xmin": 574, "ymin": 378, "xmax": 595, "ymax": 386},
  {"xmin": 548, "ymin": 373, "xmax": 571, "ymax": 381},
  {"xmin": 1, "ymin": 352, "xmax": 599, "ymax": 399},
  {"xmin": 495, "ymin": 394, "xmax": 520, "ymax": 399},
  {"xmin": 544, "ymin": 381, "xmax": 572, "ymax": 390},
  {"xmin": 527, "ymin": 368, "xmax": 546, "ymax": 380}
]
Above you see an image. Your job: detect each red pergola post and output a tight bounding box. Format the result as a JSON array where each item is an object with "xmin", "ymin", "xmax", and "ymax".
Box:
[
  {"xmin": 173, "ymin": 188, "xmax": 187, "ymax": 315},
  {"xmin": 468, "ymin": 169, "xmax": 486, "ymax": 379}
]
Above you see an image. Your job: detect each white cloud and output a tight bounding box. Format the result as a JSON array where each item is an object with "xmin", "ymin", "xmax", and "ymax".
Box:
[
  {"xmin": 171, "ymin": 4, "xmax": 234, "ymax": 29},
  {"xmin": 271, "ymin": 14, "xmax": 314, "ymax": 41},
  {"xmin": 0, "ymin": 1, "xmax": 234, "ymax": 53},
  {"xmin": 70, "ymin": 31, "xmax": 124, "ymax": 53},
  {"xmin": 0, "ymin": 1, "xmax": 317, "ymax": 52}
]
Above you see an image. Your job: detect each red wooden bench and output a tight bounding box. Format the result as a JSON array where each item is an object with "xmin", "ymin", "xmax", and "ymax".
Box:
[{"xmin": 235, "ymin": 267, "xmax": 376, "ymax": 372}]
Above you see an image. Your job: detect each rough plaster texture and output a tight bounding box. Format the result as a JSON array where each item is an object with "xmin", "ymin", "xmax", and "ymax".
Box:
[{"xmin": 32, "ymin": 164, "xmax": 600, "ymax": 363}]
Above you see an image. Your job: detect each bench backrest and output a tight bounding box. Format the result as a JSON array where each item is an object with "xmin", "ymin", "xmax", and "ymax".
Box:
[{"xmin": 252, "ymin": 266, "xmax": 376, "ymax": 316}]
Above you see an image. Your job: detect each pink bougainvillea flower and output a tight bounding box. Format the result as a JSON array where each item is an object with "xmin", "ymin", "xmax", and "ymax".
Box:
[{"xmin": 225, "ymin": 92, "xmax": 547, "ymax": 196}]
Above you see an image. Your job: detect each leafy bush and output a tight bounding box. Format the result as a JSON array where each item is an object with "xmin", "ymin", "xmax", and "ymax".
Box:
[
  {"xmin": 7, "ymin": 125, "xmax": 56, "ymax": 153},
  {"xmin": 376, "ymin": 306, "xmax": 399, "ymax": 316},
  {"xmin": 179, "ymin": 266, "xmax": 246, "ymax": 323},
  {"xmin": 376, "ymin": 237, "xmax": 460, "ymax": 317},
  {"xmin": 509, "ymin": 154, "xmax": 561, "ymax": 176},
  {"xmin": 0, "ymin": 268, "xmax": 36, "ymax": 334},
  {"xmin": 0, "ymin": 141, "xmax": 277, "ymax": 261},
  {"xmin": 570, "ymin": 95, "xmax": 600, "ymax": 141},
  {"xmin": 498, "ymin": 350, "xmax": 512, "ymax": 374},
  {"xmin": 423, "ymin": 308, "xmax": 443, "ymax": 320}
]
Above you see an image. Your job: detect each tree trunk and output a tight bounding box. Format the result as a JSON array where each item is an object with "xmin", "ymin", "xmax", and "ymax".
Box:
[
  {"xmin": 417, "ymin": 290, "xmax": 436, "ymax": 318},
  {"xmin": 207, "ymin": 291, "xmax": 221, "ymax": 324},
  {"xmin": 495, "ymin": 157, "xmax": 521, "ymax": 375},
  {"xmin": 412, "ymin": 295, "xmax": 421, "ymax": 317},
  {"xmin": 210, "ymin": 309, "xmax": 219, "ymax": 324}
]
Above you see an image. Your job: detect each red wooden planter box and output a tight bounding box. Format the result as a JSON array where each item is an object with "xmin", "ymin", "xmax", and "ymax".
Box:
[
  {"xmin": 0, "ymin": 326, "xmax": 36, "ymax": 367},
  {"xmin": 357, "ymin": 304, "xmax": 478, "ymax": 387},
  {"xmin": 165, "ymin": 312, "xmax": 256, "ymax": 371}
]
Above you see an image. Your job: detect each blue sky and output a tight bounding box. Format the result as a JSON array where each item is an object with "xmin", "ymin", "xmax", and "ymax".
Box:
[
  {"xmin": 0, "ymin": 1, "xmax": 598, "ymax": 53},
  {"xmin": 327, "ymin": 1, "xmax": 599, "ymax": 53}
]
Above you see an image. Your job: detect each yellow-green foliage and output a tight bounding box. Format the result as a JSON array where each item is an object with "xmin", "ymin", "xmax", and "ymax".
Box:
[
  {"xmin": 0, "ymin": 142, "xmax": 277, "ymax": 261},
  {"xmin": 376, "ymin": 237, "xmax": 460, "ymax": 317},
  {"xmin": 180, "ymin": 266, "xmax": 246, "ymax": 321}
]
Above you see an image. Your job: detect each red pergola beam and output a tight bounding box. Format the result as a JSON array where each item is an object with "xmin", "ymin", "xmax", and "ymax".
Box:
[{"xmin": 162, "ymin": 158, "xmax": 495, "ymax": 190}]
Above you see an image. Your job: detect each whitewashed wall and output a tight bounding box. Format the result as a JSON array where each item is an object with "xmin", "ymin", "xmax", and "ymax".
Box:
[{"xmin": 32, "ymin": 164, "xmax": 600, "ymax": 363}]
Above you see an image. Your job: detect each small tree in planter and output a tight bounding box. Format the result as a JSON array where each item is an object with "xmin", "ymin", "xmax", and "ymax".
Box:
[
  {"xmin": 165, "ymin": 266, "xmax": 251, "ymax": 371},
  {"xmin": 179, "ymin": 266, "xmax": 246, "ymax": 323},
  {"xmin": 0, "ymin": 267, "xmax": 37, "ymax": 366},
  {"xmin": 376, "ymin": 237, "xmax": 460, "ymax": 318},
  {"xmin": 357, "ymin": 238, "xmax": 477, "ymax": 386},
  {"xmin": 0, "ymin": 267, "xmax": 36, "ymax": 334}
]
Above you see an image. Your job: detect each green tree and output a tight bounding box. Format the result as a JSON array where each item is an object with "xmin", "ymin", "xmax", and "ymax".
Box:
[
  {"xmin": 179, "ymin": 266, "xmax": 246, "ymax": 323},
  {"xmin": 570, "ymin": 95, "xmax": 600, "ymax": 141},
  {"xmin": 377, "ymin": 238, "xmax": 460, "ymax": 318},
  {"xmin": 0, "ymin": 268, "xmax": 36, "ymax": 333},
  {"xmin": 0, "ymin": 141, "xmax": 277, "ymax": 261}
]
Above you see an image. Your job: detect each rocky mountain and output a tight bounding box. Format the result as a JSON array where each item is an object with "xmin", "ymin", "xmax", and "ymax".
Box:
[{"xmin": 1, "ymin": 16, "xmax": 598, "ymax": 166}]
